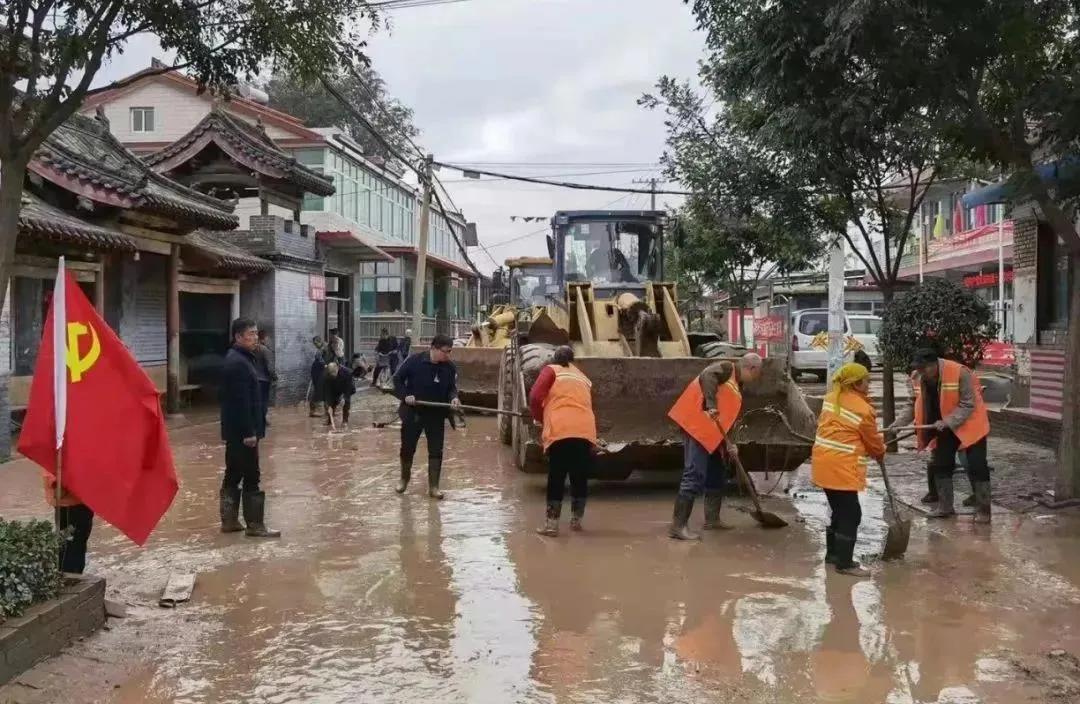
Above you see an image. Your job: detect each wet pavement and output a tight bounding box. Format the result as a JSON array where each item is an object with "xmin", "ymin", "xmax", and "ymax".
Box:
[{"xmin": 2, "ymin": 390, "xmax": 1080, "ymax": 703}]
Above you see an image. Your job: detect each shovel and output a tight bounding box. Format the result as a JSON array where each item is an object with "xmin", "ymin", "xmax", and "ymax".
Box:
[
  {"xmin": 716, "ymin": 418, "xmax": 788, "ymax": 528},
  {"xmin": 413, "ymin": 400, "xmax": 526, "ymax": 417},
  {"xmin": 878, "ymin": 456, "xmax": 911, "ymax": 560}
]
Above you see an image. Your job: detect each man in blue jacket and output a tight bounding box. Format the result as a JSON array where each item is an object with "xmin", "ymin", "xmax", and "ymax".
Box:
[
  {"xmin": 392, "ymin": 334, "xmax": 461, "ymax": 499},
  {"xmin": 219, "ymin": 318, "xmax": 280, "ymax": 538}
]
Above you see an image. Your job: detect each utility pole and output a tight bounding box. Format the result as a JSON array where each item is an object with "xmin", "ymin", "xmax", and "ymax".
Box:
[
  {"xmin": 633, "ymin": 177, "xmax": 659, "ymax": 210},
  {"xmin": 412, "ymin": 154, "xmax": 434, "ymax": 340},
  {"xmin": 827, "ymin": 237, "xmax": 846, "ymax": 383}
]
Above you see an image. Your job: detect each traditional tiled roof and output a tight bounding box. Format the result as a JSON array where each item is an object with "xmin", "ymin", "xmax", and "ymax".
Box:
[
  {"xmin": 145, "ymin": 109, "xmax": 336, "ymax": 197},
  {"xmin": 185, "ymin": 231, "xmax": 273, "ymax": 273},
  {"xmin": 30, "ymin": 110, "xmax": 238, "ymax": 231},
  {"xmin": 18, "ymin": 192, "xmax": 137, "ymax": 252}
]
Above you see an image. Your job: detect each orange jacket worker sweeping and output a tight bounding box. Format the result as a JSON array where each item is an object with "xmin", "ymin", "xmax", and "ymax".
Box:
[
  {"xmin": 812, "ymin": 362, "xmax": 885, "ymax": 578},
  {"xmin": 666, "ymin": 353, "xmax": 763, "ymax": 540},
  {"xmin": 529, "ymin": 345, "xmax": 598, "ymax": 536}
]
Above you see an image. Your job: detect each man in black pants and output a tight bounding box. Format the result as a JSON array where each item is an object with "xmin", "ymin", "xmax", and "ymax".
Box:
[
  {"xmin": 392, "ymin": 334, "xmax": 461, "ymax": 499},
  {"xmin": 322, "ymin": 361, "xmax": 357, "ymax": 428},
  {"xmin": 219, "ymin": 318, "xmax": 280, "ymax": 538}
]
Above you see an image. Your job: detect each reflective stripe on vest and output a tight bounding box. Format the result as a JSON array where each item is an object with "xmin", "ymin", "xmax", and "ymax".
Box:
[
  {"xmin": 913, "ymin": 360, "xmax": 990, "ymax": 450},
  {"xmin": 667, "ymin": 372, "xmax": 743, "ymax": 454}
]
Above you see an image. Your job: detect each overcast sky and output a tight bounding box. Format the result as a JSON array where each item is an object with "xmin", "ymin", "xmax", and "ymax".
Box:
[{"xmin": 96, "ymin": 0, "xmax": 705, "ymax": 271}]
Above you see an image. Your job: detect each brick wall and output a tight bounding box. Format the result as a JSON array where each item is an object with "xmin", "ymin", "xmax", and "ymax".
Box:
[{"xmin": 271, "ymin": 267, "xmax": 320, "ymax": 404}]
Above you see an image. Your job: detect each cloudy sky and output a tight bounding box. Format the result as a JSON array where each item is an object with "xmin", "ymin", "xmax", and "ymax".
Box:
[{"xmin": 97, "ymin": 0, "xmax": 705, "ymax": 271}]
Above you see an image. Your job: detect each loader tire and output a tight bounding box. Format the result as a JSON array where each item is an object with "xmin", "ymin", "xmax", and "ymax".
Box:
[
  {"xmin": 697, "ymin": 341, "xmax": 749, "ymax": 359},
  {"xmin": 519, "ymin": 343, "xmax": 557, "ymax": 389},
  {"xmin": 497, "ymin": 346, "xmax": 514, "ymax": 445}
]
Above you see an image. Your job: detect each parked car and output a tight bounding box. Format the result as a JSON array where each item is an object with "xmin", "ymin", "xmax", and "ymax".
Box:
[{"xmin": 790, "ymin": 309, "xmax": 882, "ymax": 381}]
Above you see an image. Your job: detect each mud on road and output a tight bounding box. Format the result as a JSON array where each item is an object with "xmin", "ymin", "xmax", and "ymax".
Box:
[{"xmin": 1, "ymin": 393, "xmax": 1079, "ymax": 704}]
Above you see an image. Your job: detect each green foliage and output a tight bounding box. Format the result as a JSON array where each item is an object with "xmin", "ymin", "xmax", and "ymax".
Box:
[
  {"xmin": 878, "ymin": 279, "xmax": 1000, "ymax": 371},
  {"xmin": 264, "ymin": 65, "xmax": 421, "ymax": 162},
  {"xmin": 0, "ymin": 519, "xmax": 62, "ymax": 623}
]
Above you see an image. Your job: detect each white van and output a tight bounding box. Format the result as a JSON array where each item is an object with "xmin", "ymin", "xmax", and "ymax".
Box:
[{"xmin": 790, "ymin": 309, "xmax": 882, "ymax": 381}]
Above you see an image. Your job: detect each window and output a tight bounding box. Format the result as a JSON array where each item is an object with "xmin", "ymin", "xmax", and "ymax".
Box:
[
  {"xmin": 130, "ymin": 107, "xmax": 155, "ymax": 133},
  {"xmin": 798, "ymin": 312, "xmax": 828, "ymax": 336},
  {"xmin": 358, "ymin": 258, "xmax": 404, "ymax": 313},
  {"xmin": 848, "ymin": 317, "xmax": 882, "ymax": 335}
]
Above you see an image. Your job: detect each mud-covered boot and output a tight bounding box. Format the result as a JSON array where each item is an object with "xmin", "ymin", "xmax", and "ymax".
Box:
[
  {"xmin": 242, "ymin": 491, "xmax": 281, "ymax": 538},
  {"xmin": 219, "ymin": 487, "xmax": 243, "ymax": 533},
  {"xmin": 962, "ymin": 493, "xmax": 976, "ymax": 507},
  {"xmin": 833, "ymin": 533, "xmax": 870, "ymax": 577},
  {"xmin": 537, "ymin": 502, "xmax": 561, "ymax": 536},
  {"xmin": 920, "ymin": 466, "xmax": 938, "ymax": 504},
  {"xmin": 702, "ymin": 491, "xmax": 732, "ymax": 530},
  {"xmin": 824, "ymin": 527, "xmax": 837, "ymax": 565},
  {"xmin": 972, "ymin": 481, "xmax": 992, "ymax": 524},
  {"xmin": 668, "ymin": 495, "xmax": 701, "ymax": 541},
  {"xmin": 427, "ymin": 457, "xmax": 445, "ymax": 500},
  {"xmin": 569, "ymin": 498, "xmax": 586, "ymax": 532},
  {"xmin": 395, "ymin": 457, "xmax": 413, "ymax": 494},
  {"xmin": 927, "ymin": 474, "xmax": 956, "ymax": 519}
]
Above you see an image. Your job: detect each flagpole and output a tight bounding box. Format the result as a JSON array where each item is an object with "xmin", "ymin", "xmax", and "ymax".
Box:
[{"xmin": 53, "ymin": 257, "xmax": 68, "ymax": 536}]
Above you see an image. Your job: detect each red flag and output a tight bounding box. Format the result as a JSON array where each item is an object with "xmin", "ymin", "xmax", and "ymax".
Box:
[
  {"xmin": 18, "ymin": 270, "xmax": 178, "ymax": 545},
  {"xmin": 953, "ymin": 199, "xmax": 964, "ymax": 233}
]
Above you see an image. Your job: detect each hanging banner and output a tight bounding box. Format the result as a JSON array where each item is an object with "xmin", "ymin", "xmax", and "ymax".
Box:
[
  {"xmin": 309, "ymin": 275, "xmax": 326, "ymax": 301},
  {"xmin": 753, "ymin": 315, "xmax": 785, "ymax": 343}
]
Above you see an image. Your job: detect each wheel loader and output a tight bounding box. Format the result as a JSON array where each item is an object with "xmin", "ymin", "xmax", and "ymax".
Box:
[
  {"xmin": 453, "ymin": 256, "xmax": 553, "ymax": 407},
  {"xmin": 494, "ymin": 210, "xmax": 818, "ymax": 479}
]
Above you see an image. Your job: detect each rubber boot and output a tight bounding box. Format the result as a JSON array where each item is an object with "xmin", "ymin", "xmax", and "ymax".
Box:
[
  {"xmin": 219, "ymin": 487, "xmax": 243, "ymax": 533},
  {"xmin": 920, "ymin": 466, "xmax": 938, "ymax": 504},
  {"xmin": 309, "ymin": 401, "xmax": 320, "ymax": 418},
  {"xmin": 668, "ymin": 495, "xmax": 701, "ymax": 541},
  {"xmin": 972, "ymin": 481, "xmax": 992, "ymax": 524},
  {"xmin": 395, "ymin": 457, "xmax": 412, "ymax": 494},
  {"xmin": 537, "ymin": 502, "xmax": 560, "ymax": 536},
  {"xmin": 242, "ymin": 491, "xmax": 281, "ymax": 538},
  {"xmin": 927, "ymin": 473, "xmax": 956, "ymax": 518},
  {"xmin": 702, "ymin": 491, "xmax": 732, "ymax": 530},
  {"xmin": 962, "ymin": 493, "xmax": 976, "ymax": 508},
  {"xmin": 427, "ymin": 457, "xmax": 445, "ymax": 500},
  {"xmin": 824, "ymin": 527, "xmax": 837, "ymax": 565},
  {"xmin": 833, "ymin": 533, "xmax": 870, "ymax": 577},
  {"xmin": 569, "ymin": 498, "xmax": 586, "ymax": 532}
]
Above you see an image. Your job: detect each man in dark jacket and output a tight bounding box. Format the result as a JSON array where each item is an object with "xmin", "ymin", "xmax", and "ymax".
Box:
[
  {"xmin": 392, "ymin": 334, "xmax": 460, "ymax": 499},
  {"xmin": 219, "ymin": 318, "xmax": 280, "ymax": 538},
  {"xmin": 309, "ymin": 353, "xmax": 327, "ymax": 417},
  {"xmin": 372, "ymin": 328, "xmax": 398, "ymax": 387},
  {"xmin": 253, "ymin": 329, "xmax": 277, "ymax": 427},
  {"xmin": 323, "ymin": 361, "xmax": 357, "ymax": 428}
]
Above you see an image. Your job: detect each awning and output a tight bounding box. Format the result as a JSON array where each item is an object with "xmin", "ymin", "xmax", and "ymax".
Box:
[
  {"xmin": 962, "ymin": 159, "xmax": 1080, "ymax": 207},
  {"xmin": 316, "ymin": 229, "xmax": 394, "ymax": 261}
]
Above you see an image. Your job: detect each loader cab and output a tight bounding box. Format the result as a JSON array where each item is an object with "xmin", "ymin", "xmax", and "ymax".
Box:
[
  {"xmin": 507, "ymin": 261, "xmax": 554, "ymax": 307},
  {"xmin": 552, "ymin": 210, "xmax": 666, "ymax": 295}
]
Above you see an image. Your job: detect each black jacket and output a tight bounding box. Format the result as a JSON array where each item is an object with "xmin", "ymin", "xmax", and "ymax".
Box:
[
  {"xmin": 375, "ymin": 336, "xmax": 398, "ymax": 355},
  {"xmin": 323, "ymin": 367, "xmax": 357, "ymax": 406},
  {"xmin": 398, "ymin": 336, "xmax": 412, "ymax": 359},
  {"xmin": 392, "ymin": 351, "xmax": 458, "ymax": 421},
  {"xmin": 220, "ymin": 345, "xmax": 265, "ymax": 442}
]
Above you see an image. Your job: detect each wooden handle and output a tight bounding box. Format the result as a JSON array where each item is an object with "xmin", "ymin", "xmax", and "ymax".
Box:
[{"xmin": 412, "ymin": 400, "xmax": 526, "ymax": 417}]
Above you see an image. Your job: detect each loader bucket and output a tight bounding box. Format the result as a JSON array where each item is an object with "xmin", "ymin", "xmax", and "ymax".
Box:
[
  {"xmin": 516, "ymin": 356, "xmax": 818, "ymax": 479},
  {"xmin": 453, "ymin": 346, "xmax": 505, "ymax": 408}
]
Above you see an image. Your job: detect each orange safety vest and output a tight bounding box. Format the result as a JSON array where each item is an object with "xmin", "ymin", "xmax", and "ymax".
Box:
[
  {"xmin": 667, "ymin": 372, "xmax": 742, "ymax": 453},
  {"xmin": 42, "ymin": 472, "xmax": 81, "ymax": 508},
  {"xmin": 811, "ymin": 389, "xmax": 882, "ymax": 492},
  {"xmin": 913, "ymin": 359, "xmax": 990, "ymax": 450},
  {"xmin": 541, "ymin": 363, "xmax": 598, "ymax": 450}
]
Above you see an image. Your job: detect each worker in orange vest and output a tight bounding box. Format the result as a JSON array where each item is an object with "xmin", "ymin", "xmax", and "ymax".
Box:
[
  {"xmin": 891, "ymin": 349, "xmax": 992, "ymax": 522},
  {"xmin": 812, "ymin": 362, "xmax": 885, "ymax": 577},
  {"xmin": 529, "ymin": 345, "xmax": 598, "ymax": 536},
  {"xmin": 43, "ymin": 472, "xmax": 94, "ymax": 574},
  {"xmin": 666, "ymin": 353, "xmax": 763, "ymax": 540}
]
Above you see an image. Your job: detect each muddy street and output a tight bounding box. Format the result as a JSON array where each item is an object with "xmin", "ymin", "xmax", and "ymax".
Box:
[{"xmin": 2, "ymin": 393, "xmax": 1080, "ymax": 704}]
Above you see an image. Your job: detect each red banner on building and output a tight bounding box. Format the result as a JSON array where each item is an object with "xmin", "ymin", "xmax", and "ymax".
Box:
[
  {"xmin": 963, "ymin": 270, "xmax": 1014, "ymax": 289},
  {"xmin": 981, "ymin": 341, "xmax": 1015, "ymax": 368},
  {"xmin": 309, "ymin": 275, "xmax": 326, "ymax": 301},
  {"xmin": 753, "ymin": 315, "xmax": 785, "ymax": 343}
]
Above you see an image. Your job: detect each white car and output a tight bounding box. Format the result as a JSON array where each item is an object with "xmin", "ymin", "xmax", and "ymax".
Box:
[{"xmin": 790, "ymin": 309, "xmax": 882, "ymax": 381}]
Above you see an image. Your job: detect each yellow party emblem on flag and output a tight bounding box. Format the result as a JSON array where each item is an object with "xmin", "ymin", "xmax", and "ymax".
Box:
[{"xmin": 66, "ymin": 320, "xmax": 101, "ymax": 382}]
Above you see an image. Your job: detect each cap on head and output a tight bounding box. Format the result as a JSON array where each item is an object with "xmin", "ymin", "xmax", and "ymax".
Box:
[
  {"xmin": 912, "ymin": 348, "xmax": 939, "ymax": 370},
  {"xmin": 552, "ymin": 345, "xmax": 575, "ymax": 366}
]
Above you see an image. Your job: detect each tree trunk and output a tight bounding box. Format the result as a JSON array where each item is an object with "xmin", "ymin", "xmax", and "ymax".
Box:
[
  {"xmin": 0, "ymin": 156, "xmax": 30, "ymax": 314},
  {"xmin": 880, "ymin": 285, "xmax": 898, "ymax": 452},
  {"xmin": 1056, "ymin": 254, "xmax": 1080, "ymax": 498}
]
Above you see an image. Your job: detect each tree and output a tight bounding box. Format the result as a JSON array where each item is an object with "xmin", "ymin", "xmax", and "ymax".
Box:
[
  {"xmin": 264, "ymin": 65, "xmax": 421, "ymax": 162},
  {"xmin": 641, "ymin": 78, "xmax": 823, "ymax": 345},
  {"xmin": 807, "ymin": 0, "xmax": 1080, "ymax": 495},
  {"xmin": 879, "ymin": 279, "xmax": 1000, "ymax": 372},
  {"xmin": 0, "ymin": 0, "xmax": 381, "ymax": 315},
  {"xmin": 682, "ymin": 0, "xmax": 955, "ymax": 429}
]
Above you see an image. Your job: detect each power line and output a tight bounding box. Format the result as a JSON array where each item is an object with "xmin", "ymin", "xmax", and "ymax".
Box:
[
  {"xmin": 370, "ymin": 0, "xmax": 475, "ymax": 10},
  {"xmin": 484, "ymin": 191, "xmax": 639, "ymax": 250},
  {"xmin": 438, "ymin": 167, "xmax": 664, "ymax": 182},
  {"xmin": 447, "ymin": 161, "xmax": 662, "ymax": 167},
  {"xmin": 435, "ymin": 161, "xmax": 693, "ymax": 195}
]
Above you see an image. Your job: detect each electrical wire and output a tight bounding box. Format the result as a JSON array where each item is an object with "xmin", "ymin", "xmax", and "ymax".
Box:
[
  {"xmin": 370, "ymin": 0, "xmax": 475, "ymax": 10},
  {"xmin": 434, "ymin": 161, "xmax": 692, "ymax": 195}
]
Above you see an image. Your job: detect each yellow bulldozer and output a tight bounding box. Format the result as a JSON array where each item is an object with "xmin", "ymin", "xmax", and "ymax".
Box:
[
  {"xmin": 492, "ymin": 210, "xmax": 817, "ymax": 479},
  {"xmin": 453, "ymin": 256, "xmax": 553, "ymax": 407}
]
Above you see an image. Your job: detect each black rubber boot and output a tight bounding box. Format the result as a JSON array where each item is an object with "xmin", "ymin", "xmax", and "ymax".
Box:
[
  {"xmin": 219, "ymin": 487, "xmax": 243, "ymax": 533},
  {"xmin": 928, "ymin": 474, "xmax": 956, "ymax": 518},
  {"xmin": 569, "ymin": 498, "xmax": 586, "ymax": 532},
  {"xmin": 396, "ymin": 457, "xmax": 412, "ymax": 494},
  {"xmin": 309, "ymin": 401, "xmax": 321, "ymax": 418},
  {"xmin": 833, "ymin": 533, "xmax": 869, "ymax": 577},
  {"xmin": 702, "ymin": 491, "xmax": 732, "ymax": 530},
  {"xmin": 668, "ymin": 495, "xmax": 700, "ymax": 541},
  {"xmin": 962, "ymin": 493, "xmax": 976, "ymax": 507},
  {"xmin": 427, "ymin": 457, "xmax": 445, "ymax": 500},
  {"xmin": 537, "ymin": 502, "xmax": 561, "ymax": 536},
  {"xmin": 242, "ymin": 491, "xmax": 281, "ymax": 538},
  {"xmin": 972, "ymin": 481, "xmax": 992, "ymax": 524},
  {"xmin": 824, "ymin": 527, "xmax": 837, "ymax": 565},
  {"xmin": 920, "ymin": 465, "xmax": 938, "ymax": 504}
]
